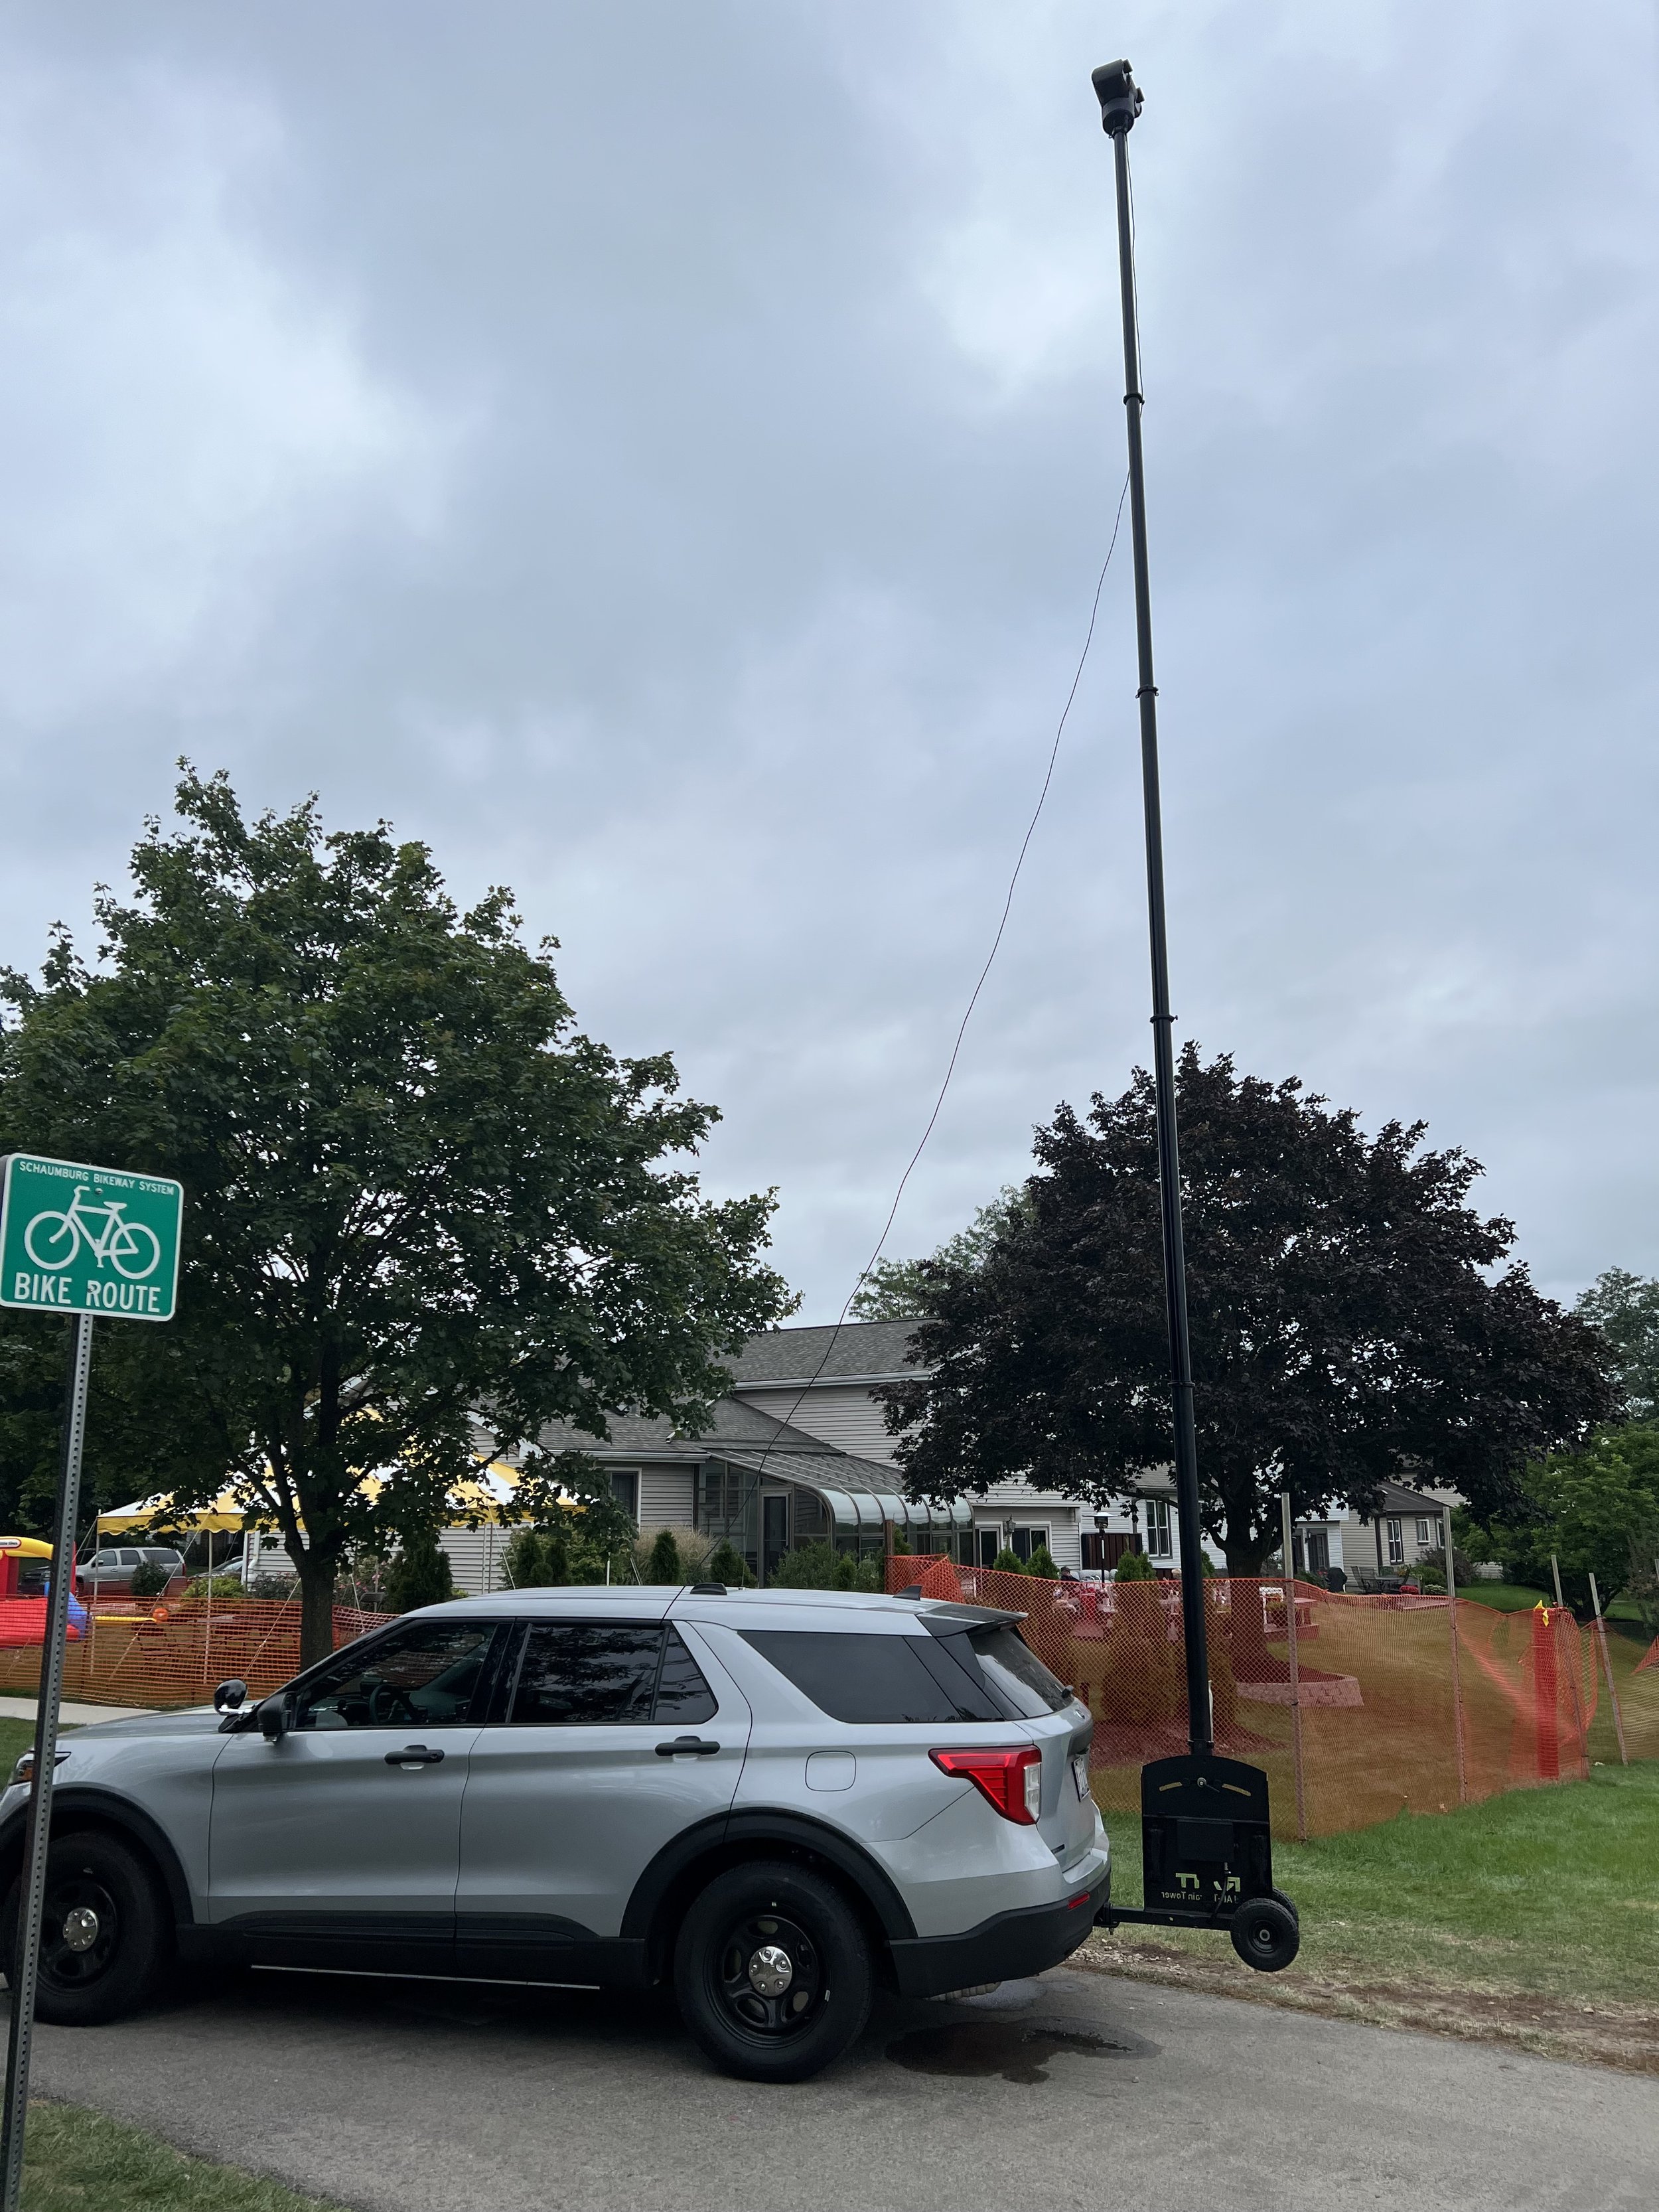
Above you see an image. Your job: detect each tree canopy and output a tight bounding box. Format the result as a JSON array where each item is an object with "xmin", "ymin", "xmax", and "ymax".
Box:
[
  {"xmin": 1464, "ymin": 1422, "xmax": 1659, "ymax": 1634},
  {"xmin": 849, "ymin": 1189, "xmax": 1025, "ymax": 1321},
  {"xmin": 1573, "ymin": 1269, "xmax": 1659, "ymax": 1425},
  {"xmin": 878, "ymin": 1047, "xmax": 1617, "ymax": 1571},
  {"xmin": 0, "ymin": 770, "xmax": 793, "ymax": 1659}
]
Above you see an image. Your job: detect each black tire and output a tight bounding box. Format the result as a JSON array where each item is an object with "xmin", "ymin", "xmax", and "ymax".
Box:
[
  {"xmin": 1, "ymin": 1830, "xmax": 172, "ymax": 2025},
  {"xmin": 674, "ymin": 1859, "xmax": 873, "ymax": 2083},
  {"xmin": 1230, "ymin": 1893, "xmax": 1300, "ymax": 1974},
  {"xmin": 1269, "ymin": 1887, "xmax": 1299, "ymax": 1926}
]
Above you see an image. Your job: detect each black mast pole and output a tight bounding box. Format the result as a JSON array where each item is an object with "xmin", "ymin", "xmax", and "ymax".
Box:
[{"xmin": 1092, "ymin": 60, "xmax": 1212, "ymax": 1759}]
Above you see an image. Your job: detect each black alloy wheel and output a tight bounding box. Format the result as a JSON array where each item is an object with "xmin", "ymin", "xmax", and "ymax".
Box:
[
  {"xmin": 2, "ymin": 1831, "xmax": 171, "ymax": 2026},
  {"xmin": 674, "ymin": 1860, "xmax": 873, "ymax": 2083}
]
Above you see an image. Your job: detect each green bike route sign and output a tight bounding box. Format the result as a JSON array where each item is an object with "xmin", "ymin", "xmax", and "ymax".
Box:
[{"xmin": 0, "ymin": 1153, "xmax": 184, "ymax": 1323}]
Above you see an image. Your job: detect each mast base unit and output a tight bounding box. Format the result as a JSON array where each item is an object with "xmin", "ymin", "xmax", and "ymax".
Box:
[{"xmin": 1094, "ymin": 1754, "xmax": 1301, "ymax": 1972}]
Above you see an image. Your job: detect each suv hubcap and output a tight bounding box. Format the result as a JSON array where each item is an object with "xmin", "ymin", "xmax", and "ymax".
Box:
[
  {"xmin": 61, "ymin": 1906, "xmax": 100, "ymax": 1953},
  {"xmin": 717, "ymin": 1911, "xmax": 822, "ymax": 2038},
  {"xmin": 40, "ymin": 1876, "xmax": 118, "ymax": 1987}
]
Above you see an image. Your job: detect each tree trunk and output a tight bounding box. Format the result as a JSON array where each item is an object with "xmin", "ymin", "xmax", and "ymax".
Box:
[{"xmin": 295, "ymin": 1551, "xmax": 338, "ymax": 1670}]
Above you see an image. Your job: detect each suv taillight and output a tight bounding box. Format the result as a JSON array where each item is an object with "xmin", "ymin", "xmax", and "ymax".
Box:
[{"xmin": 930, "ymin": 1746, "xmax": 1043, "ymax": 1825}]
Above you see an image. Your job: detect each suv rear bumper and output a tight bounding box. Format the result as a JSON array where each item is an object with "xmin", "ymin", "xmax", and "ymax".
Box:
[{"xmin": 887, "ymin": 1868, "xmax": 1110, "ymax": 1999}]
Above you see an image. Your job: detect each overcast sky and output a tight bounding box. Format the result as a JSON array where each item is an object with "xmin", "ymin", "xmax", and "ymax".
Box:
[{"xmin": 0, "ymin": 2, "xmax": 1654, "ymax": 1320}]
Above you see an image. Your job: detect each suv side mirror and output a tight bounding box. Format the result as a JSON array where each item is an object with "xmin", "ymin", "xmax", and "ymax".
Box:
[
  {"xmin": 213, "ymin": 1678, "xmax": 248, "ymax": 1714},
  {"xmin": 258, "ymin": 1695, "xmax": 291, "ymax": 1743}
]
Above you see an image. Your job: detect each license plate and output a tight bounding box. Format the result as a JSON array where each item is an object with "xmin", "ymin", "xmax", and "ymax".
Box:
[{"xmin": 1072, "ymin": 1753, "xmax": 1092, "ymax": 1802}]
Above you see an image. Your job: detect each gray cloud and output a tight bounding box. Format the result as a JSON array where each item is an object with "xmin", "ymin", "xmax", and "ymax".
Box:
[{"xmin": 0, "ymin": 1, "xmax": 1654, "ymax": 1315}]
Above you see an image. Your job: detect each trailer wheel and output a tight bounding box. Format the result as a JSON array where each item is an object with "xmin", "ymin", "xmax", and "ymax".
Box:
[{"xmin": 1230, "ymin": 1895, "xmax": 1299, "ymax": 1973}]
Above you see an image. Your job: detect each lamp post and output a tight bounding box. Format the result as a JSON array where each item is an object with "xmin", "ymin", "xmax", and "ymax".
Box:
[{"xmin": 1092, "ymin": 58, "xmax": 1212, "ymax": 1757}]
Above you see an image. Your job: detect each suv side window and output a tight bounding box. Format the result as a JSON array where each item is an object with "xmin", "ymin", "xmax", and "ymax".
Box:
[
  {"xmin": 505, "ymin": 1624, "xmax": 717, "ymax": 1726},
  {"xmin": 292, "ymin": 1621, "xmax": 498, "ymax": 1731},
  {"xmin": 740, "ymin": 1631, "xmax": 1003, "ymax": 1724}
]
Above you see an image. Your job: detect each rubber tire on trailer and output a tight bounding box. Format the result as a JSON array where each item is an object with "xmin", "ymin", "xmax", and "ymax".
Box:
[
  {"xmin": 1269, "ymin": 1887, "xmax": 1299, "ymax": 1926},
  {"xmin": 1229, "ymin": 1894, "xmax": 1300, "ymax": 1974},
  {"xmin": 674, "ymin": 1859, "xmax": 873, "ymax": 2083},
  {"xmin": 1, "ymin": 1830, "xmax": 171, "ymax": 2026}
]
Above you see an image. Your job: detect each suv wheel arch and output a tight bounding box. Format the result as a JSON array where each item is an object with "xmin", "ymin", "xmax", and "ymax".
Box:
[
  {"xmin": 622, "ymin": 1810, "xmax": 916, "ymax": 1986},
  {"xmin": 0, "ymin": 1788, "xmax": 196, "ymax": 1933}
]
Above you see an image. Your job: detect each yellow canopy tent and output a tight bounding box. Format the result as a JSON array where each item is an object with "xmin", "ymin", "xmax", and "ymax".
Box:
[{"xmin": 98, "ymin": 1462, "xmax": 527, "ymax": 1541}]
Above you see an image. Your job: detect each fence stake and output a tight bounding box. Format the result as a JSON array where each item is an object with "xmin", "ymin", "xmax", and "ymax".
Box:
[
  {"xmin": 1442, "ymin": 1507, "xmax": 1468, "ymax": 1805},
  {"xmin": 1588, "ymin": 1572, "xmax": 1628, "ymax": 1766},
  {"xmin": 1279, "ymin": 1491, "xmax": 1307, "ymax": 1840}
]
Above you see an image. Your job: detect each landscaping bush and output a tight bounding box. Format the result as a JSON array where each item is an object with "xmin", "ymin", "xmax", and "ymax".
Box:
[
  {"xmin": 505, "ymin": 1526, "xmax": 571, "ymax": 1589},
  {"xmin": 646, "ymin": 1527, "xmax": 682, "ymax": 1584},
  {"xmin": 384, "ymin": 1534, "xmax": 456, "ymax": 1611},
  {"xmin": 1114, "ymin": 1549, "xmax": 1155, "ymax": 1581},
  {"xmin": 770, "ymin": 1539, "xmax": 881, "ymax": 1593},
  {"xmin": 706, "ymin": 1539, "xmax": 755, "ymax": 1588},
  {"xmin": 184, "ymin": 1574, "xmax": 244, "ymax": 1599},
  {"xmin": 129, "ymin": 1560, "xmax": 171, "ymax": 1597},
  {"xmin": 991, "ymin": 1548, "xmax": 1025, "ymax": 1574},
  {"xmin": 1026, "ymin": 1544, "xmax": 1060, "ymax": 1581}
]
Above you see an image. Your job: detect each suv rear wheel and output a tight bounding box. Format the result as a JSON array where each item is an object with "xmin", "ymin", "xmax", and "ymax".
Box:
[
  {"xmin": 674, "ymin": 1860, "xmax": 873, "ymax": 2083},
  {"xmin": 2, "ymin": 1830, "xmax": 171, "ymax": 2025}
]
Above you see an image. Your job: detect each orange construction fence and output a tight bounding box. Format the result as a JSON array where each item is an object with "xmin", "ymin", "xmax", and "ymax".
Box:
[
  {"xmin": 888, "ymin": 1557, "xmax": 1659, "ymax": 1836},
  {"xmin": 0, "ymin": 1593, "xmax": 396, "ymax": 1709}
]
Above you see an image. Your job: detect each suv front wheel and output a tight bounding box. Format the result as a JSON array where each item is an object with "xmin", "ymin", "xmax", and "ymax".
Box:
[
  {"xmin": 2, "ymin": 1830, "xmax": 171, "ymax": 2026},
  {"xmin": 674, "ymin": 1860, "xmax": 873, "ymax": 2083}
]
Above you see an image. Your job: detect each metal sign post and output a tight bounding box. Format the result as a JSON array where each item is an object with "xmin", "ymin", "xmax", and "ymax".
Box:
[{"xmin": 0, "ymin": 1154, "xmax": 183, "ymax": 2209}]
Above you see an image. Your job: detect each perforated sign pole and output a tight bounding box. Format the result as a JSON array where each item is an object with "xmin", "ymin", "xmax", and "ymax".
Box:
[{"xmin": 0, "ymin": 1155, "xmax": 182, "ymax": 2212}]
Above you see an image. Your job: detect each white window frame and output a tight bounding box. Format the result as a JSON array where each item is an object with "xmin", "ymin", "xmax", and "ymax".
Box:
[
  {"xmin": 1386, "ymin": 1516, "xmax": 1404, "ymax": 1566},
  {"xmin": 1145, "ymin": 1499, "xmax": 1173, "ymax": 1558}
]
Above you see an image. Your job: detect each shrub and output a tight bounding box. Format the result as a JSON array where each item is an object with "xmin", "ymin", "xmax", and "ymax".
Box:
[
  {"xmin": 129, "ymin": 1561, "xmax": 172, "ymax": 1597},
  {"xmin": 646, "ymin": 1527, "xmax": 682, "ymax": 1584},
  {"xmin": 184, "ymin": 1574, "xmax": 244, "ymax": 1599},
  {"xmin": 1114, "ymin": 1549, "xmax": 1155, "ymax": 1581},
  {"xmin": 990, "ymin": 1548, "xmax": 1026, "ymax": 1574},
  {"xmin": 706, "ymin": 1539, "xmax": 755, "ymax": 1588},
  {"xmin": 891, "ymin": 1526, "xmax": 912, "ymax": 1556},
  {"xmin": 384, "ymin": 1534, "xmax": 456, "ymax": 1612},
  {"xmin": 1025, "ymin": 1544, "xmax": 1060, "ymax": 1582},
  {"xmin": 770, "ymin": 1540, "xmax": 880, "ymax": 1592}
]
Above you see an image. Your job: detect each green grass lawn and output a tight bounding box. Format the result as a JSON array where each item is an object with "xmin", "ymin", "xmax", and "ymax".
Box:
[
  {"xmin": 20, "ymin": 2102, "xmax": 345, "ymax": 2212},
  {"xmin": 1457, "ymin": 1581, "xmax": 1553, "ymax": 1611},
  {"xmin": 1097, "ymin": 1757, "xmax": 1659, "ymax": 2009}
]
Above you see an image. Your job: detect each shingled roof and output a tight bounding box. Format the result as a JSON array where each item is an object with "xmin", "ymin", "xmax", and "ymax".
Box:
[{"xmin": 723, "ymin": 1318, "xmax": 924, "ymax": 1386}]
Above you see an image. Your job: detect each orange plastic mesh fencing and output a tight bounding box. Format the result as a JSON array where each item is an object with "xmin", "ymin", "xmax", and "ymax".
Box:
[
  {"xmin": 887, "ymin": 1559, "xmax": 1659, "ymax": 1836},
  {"xmin": 0, "ymin": 1595, "xmax": 396, "ymax": 1709}
]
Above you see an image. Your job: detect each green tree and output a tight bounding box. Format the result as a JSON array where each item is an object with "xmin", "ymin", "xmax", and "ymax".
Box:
[
  {"xmin": 706, "ymin": 1538, "xmax": 754, "ymax": 1588},
  {"xmin": 881, "ymin": 1048, "xmax": 1617, "ymax": 1572},
  {"xmin": 989, "ymin": 1548, "xmax": 1025, "ymax": 1574},
  {"xmin": 384, "ymin": 1533, "xmax": 456, "ymax": 1612},
  {"xmin": 1113, "ymin": 1548, "xmax": 1155, "ymax": 1581},
  {"xmin": 0, "ymin": 771, "xmax": 793, "ymax": 1662},
  {"xmin": 1574, "ymin": 1270, "xmax": 1659, "ymax": 1424},
  {"xmin": 1025, "ymin": 1544, "xmax": 1059, "ymax": 1582},
  {"xmin": 849, "ymin": 1190, "xmax": 1025, "ymax": 1321},
  {"xmin": 770, "ymin": 1539, "xmax": 880, "ymax": 1593},
  {"xmin": 1467, "ymin": 1423, "xmax": 1659, "ymax": 1619}
]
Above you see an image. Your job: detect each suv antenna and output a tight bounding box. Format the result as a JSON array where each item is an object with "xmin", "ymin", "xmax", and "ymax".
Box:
[{"xmin": 1092, "ymin": 59, "xmax": 1212, "ymax": 1759}]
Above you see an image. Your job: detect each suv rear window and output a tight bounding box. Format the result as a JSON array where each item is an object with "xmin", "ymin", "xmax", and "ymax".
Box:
[
  {"xmin": 966, "ymin": 1624, "xmax": 1073, "ymax": 1716},
  {"xmin": 741, "ymin": 1630, "xmax": 1003, "ymax": 1725}
]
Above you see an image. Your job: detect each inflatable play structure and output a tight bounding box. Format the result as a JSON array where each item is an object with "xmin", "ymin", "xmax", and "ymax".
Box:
[{"xmin": 0, "ymin": 1536, "xmax": 88, "ymax": 1647}]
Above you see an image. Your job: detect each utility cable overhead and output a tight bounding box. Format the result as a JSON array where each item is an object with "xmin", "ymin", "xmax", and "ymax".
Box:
[{"xmin": 749, "ymin": 474, "xmax": 1133, "ymax": 1503}]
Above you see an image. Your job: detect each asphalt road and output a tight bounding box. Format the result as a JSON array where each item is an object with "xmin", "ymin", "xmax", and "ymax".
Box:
[{"xmin": 25, "ymin": 1962, "xmax": 1656, "ymax": 2212}]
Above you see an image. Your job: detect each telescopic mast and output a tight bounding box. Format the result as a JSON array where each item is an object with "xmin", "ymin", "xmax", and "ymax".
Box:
[{"xmin": 1091, "ymin": 60, "xmax": 1213, "ymax": 1759}]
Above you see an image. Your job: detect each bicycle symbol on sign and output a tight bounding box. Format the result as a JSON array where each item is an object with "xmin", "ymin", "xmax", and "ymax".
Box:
[{"xmin": 23, "ymin": 1187, "xmax": 162, "ymax": 1282}]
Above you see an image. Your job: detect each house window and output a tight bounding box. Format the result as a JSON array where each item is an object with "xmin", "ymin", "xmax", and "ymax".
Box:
[
  {"xmin": 1414, "ymin": 1516, "xmax": 1433, "ymax": 1548},
  {"xmin": 1008, "ymin": 1525, "xmax": 1050, "ymax": 1564},
  {"xmin": 1386, "ymin": 1516, "xmax": 1404, "ymax": 1566},
  {"xmin": 1303, "ymin": 1528, "xmax": 1330, "ymax": 1573},
  {"xmin": 611, "ymin": 1470, "xmax": 640, "ymax": 1524},
  {"xmin": 1145, "ymin": 1499, "xmax": 1173, "ymax": 1558},
  {"xmin": 974, "ymin": 1528, "xmax": 1003, "ymax": 1568}
]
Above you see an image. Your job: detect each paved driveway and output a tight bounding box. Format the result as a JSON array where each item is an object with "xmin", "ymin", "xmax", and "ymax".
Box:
[{"xmin": 27, "ymin": 1962, "xmax": 1656, "ymax": 2212}]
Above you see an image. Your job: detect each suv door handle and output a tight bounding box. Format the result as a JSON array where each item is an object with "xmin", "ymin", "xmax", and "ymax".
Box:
[
  {"xmin": 385, "ymin": 1745, "xmax": 445, "ymax": 1767},
  {"xmin": 655, "ymin": 1737, "xmax": 720, "ymax": 1757}
]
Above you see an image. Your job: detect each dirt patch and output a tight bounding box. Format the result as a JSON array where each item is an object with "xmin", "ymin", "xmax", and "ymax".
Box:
[{"xmin": 1068, "ymin": 1931, "xmax": 1659, "ymax": 2076}]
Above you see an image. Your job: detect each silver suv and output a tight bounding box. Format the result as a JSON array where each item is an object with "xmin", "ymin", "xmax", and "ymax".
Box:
[{"xmin": 0, "ymin": 1585, "xmax": 1109, "ymax": 2081}]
